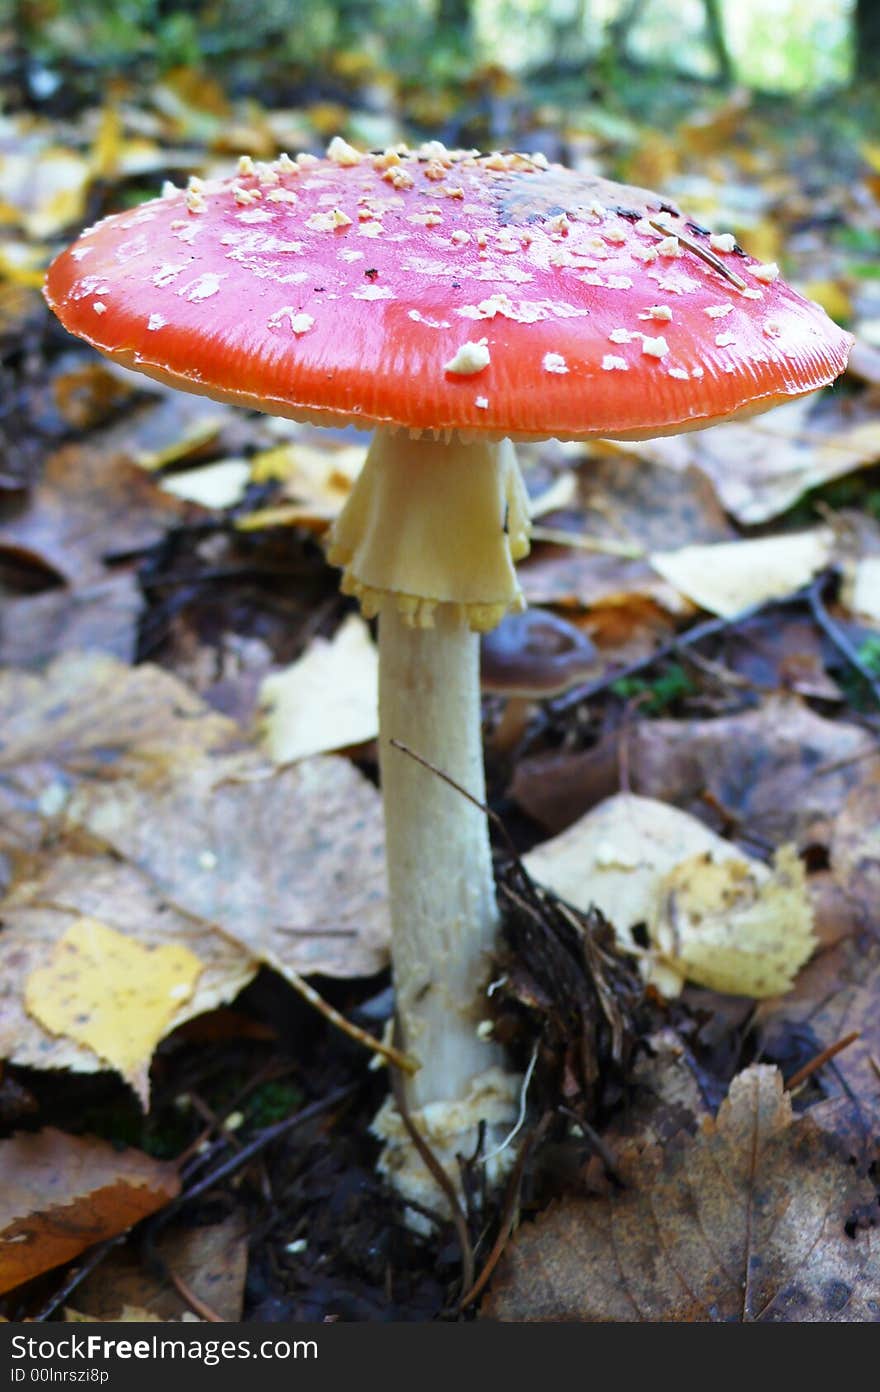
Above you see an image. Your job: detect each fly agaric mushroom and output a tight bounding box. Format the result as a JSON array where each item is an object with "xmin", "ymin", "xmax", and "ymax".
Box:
[{"xmin": 44, "ymin": 140, "xmax": 852, "ymax": 1213}]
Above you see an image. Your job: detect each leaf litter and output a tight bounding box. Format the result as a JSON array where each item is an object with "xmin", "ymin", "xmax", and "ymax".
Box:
[
  {"xmin": 484, "ymin": 1067, "xmax": 880, "ymax": 1322},
  {"xmin": 2, "ymin": 41, "xmax": 880, "ymax": 1323}
]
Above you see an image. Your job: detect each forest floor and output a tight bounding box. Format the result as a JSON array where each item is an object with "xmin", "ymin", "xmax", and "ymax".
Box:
[{"xmin": 1, "ymin": 51, "xmax": 879, "ymax": 1321}]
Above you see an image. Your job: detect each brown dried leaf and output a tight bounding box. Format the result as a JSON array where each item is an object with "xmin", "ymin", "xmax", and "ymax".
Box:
[
  {"xmin": 611, "ymin": 395, "xmax": 880, "ymax": 524},
  {"xmin": 0, "ymin": 442, "xmax": 196, "ymax": 586},
  {"xmin": 831, "ymin": 784, "xmax": 880, "ymax": 936},
  {"xmin": 519, "ymin": 452, "xmax": 731, "ymax": 616},
  {"xmin": 0, "ymin": 1129, "xmax": 179, "ymax": 1296},
  {"xmin": 756, "ymin": 944, "xmax": 880, "ymax": 1120},
  {"xmin": 514, "ymin": 698, "xmax": 879, "ymax": 850},
  {"xmin": 485, "ymin": 1067, "xmax": 880, "ymax": 1321},
  {"xmin": 71, "ymin": 1216, "xmax": 248, "ymax": 1322},
  {"xmin": 67, "ymin": 754, "xmax": 390, "ymax": 980},
  {"xmin": 0, "ymin": 652, "xmax": 241, "ymax": 797},
  {"xmin": 0, "ymin": 574, "xmax": 142, "ymax": 669}
]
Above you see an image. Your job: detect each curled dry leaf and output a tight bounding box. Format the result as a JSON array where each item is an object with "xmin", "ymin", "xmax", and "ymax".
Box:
[
  {"xmin": 24, "ymin": 917, "xmax": 203, "ymax": 1106},
  {"xmin": 524, "ymin": 793, "xmax": 815, "ymax": 997},
  {"xmin": 0, "ymin": 852, "xmax": 257, "ymax": 1088},
  {"xmin": 484, "ymin": 1066, "xmax": 880, "ymax": 1321},
  {"xmin": 0, "ymin": 1128, "xmax": 179, "ymax": 1296},
  {"xmin": 653, "ymin": 844, "xmax": 815, "ymax": 997},
  {"xmin": 258, "ymin": 613, "xmax": 378, "ymax": 764}
]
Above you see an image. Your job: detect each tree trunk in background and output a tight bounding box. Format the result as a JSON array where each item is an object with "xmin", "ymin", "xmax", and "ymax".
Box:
[
  {"xmin": 438, "ymin": 0, "xmax": 473, "ymax": 39},
  {"xmin": 856, "ymin": 0, "xmax": 880, "ymax": 80},
  {"xmin": 703, "ymin": 0, "xmax": 733, "ymax": 84}
]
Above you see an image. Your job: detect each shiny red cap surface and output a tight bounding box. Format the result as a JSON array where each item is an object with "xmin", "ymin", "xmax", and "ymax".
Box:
[{"xmin": 44, "ymin": 143, "xmax": 852, "ymax": 440}]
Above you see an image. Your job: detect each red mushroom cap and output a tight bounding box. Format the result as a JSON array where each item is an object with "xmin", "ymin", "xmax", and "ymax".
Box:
[{"xmin": 44, "ymin": 142, "xmax": 852, "ymax": 441}]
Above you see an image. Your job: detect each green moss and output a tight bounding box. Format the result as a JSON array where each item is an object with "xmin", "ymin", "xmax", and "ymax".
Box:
[
  {"xmin": 611, "ymin": 661, "xmax": 696, "ymax": 714},
  {"xmin": 247, "ymin": 1079, "xmax": 304, "ymax": 1128}
]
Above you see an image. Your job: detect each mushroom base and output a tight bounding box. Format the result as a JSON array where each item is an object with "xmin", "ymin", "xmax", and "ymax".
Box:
[{"xmin": 372, "ymin": 1066, "xmax": 520, "ymax": 1227}]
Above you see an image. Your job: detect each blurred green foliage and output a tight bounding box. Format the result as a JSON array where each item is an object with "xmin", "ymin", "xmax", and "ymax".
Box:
[{"xmin": 10, "ymin": 0, "xmax": 859, "ymax": 94}]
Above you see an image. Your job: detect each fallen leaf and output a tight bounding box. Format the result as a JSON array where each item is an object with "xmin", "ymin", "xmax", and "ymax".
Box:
[
  {"xmin": 0, "ymin": 574, "xmax": 142, "ymax": 668},
  {"xmin": 524, "ymin": 792, "xmax": 742, "ymax": 952},
  {"xmin": 67, "ymin": 754, "xmax": 390, "ymax": 981},
  {"xmin": 0, "ymin": 652, "xmax": 240, "ymax": 787},
  {"xmin": 755, "ymin": 944, "xmax": 880, "ymax": 1123},
  {"xmin": 259, "ymin": 614, "xmax": 378, "ymax": 764},
  {"xmin": 844, "ymin": 556, "xmax": 880, "ymax": 625},
  {"xmin": 0, "ymin": 442, "xmax": 197, "ymax": 586},
  {"xmin": 0, "ymin": 144, "xmax": 91, "ymax": 239},
  {"xmin": 652, "ymin": 845, "xmax": 815, "ymax": 997},
  {"xmin": 0, "ymin": 653, "xmax": 387, "ymax": 997},
  {"xmin": 0, "ymin": 1129, "xmax": 179, "ymax": 1296},
  {"xmin": 519, "ymin": 451, "xmax": 731, "ymax": 616},
  {"xmin": 830, "ymin": 784, "xmax": 880, "ymax": 936},
  {"xmin": 64, "ymin": 1305, "xmax": 161, "ymax": 1322},
  {"xmin": 524, "ymin": 794, "xmax": 814, "ymax": 997},
  {"xmin": 0, "ymin": 850, "xmax": 257, "ymax": 1087},
  {"xmin": 70, "ymin": 1216, "xmax": 248, "ymax": 1322},
  {"xmin": 651, "ymin": 529, "xmax": 833, "ymax": 618},
  {"xmin": 610, "ymin": 396, "xmax": 880, "ymax": 524},
  {"xmin": 485, "ymin": 1066, "xmax": 880, "ymax": 1321},
  {"xmin": 239, "ymin": 439, "xmax": 366, "ymax": 533},
  {"xmin": 514, "ymin": 698, "xmax": 879, "ymax": 850},
  {"xmin": 24, "ymin": 917, "xmax": 203, "ymax": 1105},
  {"xmin": 159, "ymin": 458, "xmax": 251, "ymax": 509}
]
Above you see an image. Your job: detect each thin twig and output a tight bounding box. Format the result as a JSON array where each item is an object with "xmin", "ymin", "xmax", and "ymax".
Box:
[
  {"xmin": 389, "ymin": 738, "xmax": 522, "ymax": 865},
  {"xmin": 806, "ymin": 576, "xmax": 880, "ymax": 710},
  {"xmin": 33, "ymin": 1234, "xmax": 128, "ymax": 1322},
  {"xmin": 166, "ymin": 1269, "xmax": 223, "ymax": 1323},
  {"xmin": 544, "ymin": 570, "xmax": 872, "ymax": 724},
  {"xmin": 389, "ymin": 1064, "xmax": 475, "ymax": 1297},
  {"xmin": 785, "ymin": 1031, "xmax": 861, "ymax": 1092},
  {"xmin": 172, "ymin": 1084, "xmax": 356, "ymax": 1209},
  {"xmin": 648, "ymin": 218, "xmax": 748, "ymax": 290},
  {"xmin": 456, "ymin": 1112, "xmax": 553, "ymax": 1311}
]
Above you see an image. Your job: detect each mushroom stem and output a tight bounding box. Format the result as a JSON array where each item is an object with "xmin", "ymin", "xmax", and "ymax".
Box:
[
  {"xmin": 378, "ymin": 603, "xmax": 504, "ymax": 1110},
  {"xmin": 326, "ymin": 428, "xmax": 528, "ymax": 1209}
]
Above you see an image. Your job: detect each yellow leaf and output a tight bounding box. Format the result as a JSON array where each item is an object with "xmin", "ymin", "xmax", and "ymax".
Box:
[
  {"xmin": 25, "ymin": 917, "xmax": 203, "ymax": 1105},
  {"xmin": 651, "ymin": 846, "xmax": 816, "ymax": 997},
  {"xmin": 258, "ymin": 614, "xmax": 378, "ymax": 764},
  {"xmin": 650, "ymin": 529, "xmax": 833, "ymax": 618},
  {"xmin": 798, "ymin": 278, "xmax": 852, "ymax": 324},
  {"xmin": 524, "ymin": 794, "xmax": 815, "ymax": 998}
]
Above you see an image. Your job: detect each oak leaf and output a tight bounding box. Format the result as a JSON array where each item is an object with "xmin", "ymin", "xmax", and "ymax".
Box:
[{"xmin": 485, "ymin": 1067, "xmax": 880, "ymax": 1321}]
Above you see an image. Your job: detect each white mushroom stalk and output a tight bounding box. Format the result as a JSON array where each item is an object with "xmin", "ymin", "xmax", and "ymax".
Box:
[{"xmin": 326, "ymin": 428, "xmax": 530, "ymax": 1210}]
